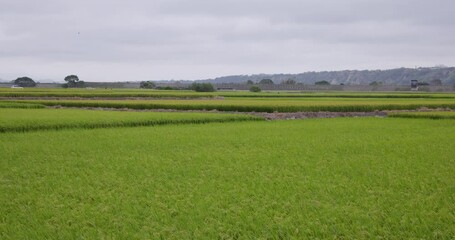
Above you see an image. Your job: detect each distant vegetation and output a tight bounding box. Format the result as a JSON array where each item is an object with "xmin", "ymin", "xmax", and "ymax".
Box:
[
  {"xmin": 14, "ymin": 77, "xmax": 36, "ymax": 87},
  {"xmin": 249, "ymin": 86, "xmax": 261, "ymax": 92},
  {"xmin": 191, "ymin": 82, "xmax": 215, "ymax": 92},
  {"xmin": 315, "ymin": 80, "xmax": 330, "ymax": 85},
  {"xmin": 2, "ymin": 88, "xmax": 455, "ymax": 99},
  {"xmin": 63, "ymin": 75, "xmax": 85, "ymax": 88},
  {"xmin": 200, "ymin": 67, "xmax": 455, "ymax": 85},
  {"xmin": 155, "ymin": 86, "xmax": 179, "ymax": 90},
  {"xmin": 369, "ymin": 81, "xmax": 383, "ymax": 86},
  {"xmin": 281, "ymin": 79, "xmax": 297, "ymax": 85},
  {"xmin": 259, "ymin": 79, "xmax": 274, "ymax": 84},
  {"xmin": 140, "ymin": 81, "xmax": 156, "ymax": 89}
]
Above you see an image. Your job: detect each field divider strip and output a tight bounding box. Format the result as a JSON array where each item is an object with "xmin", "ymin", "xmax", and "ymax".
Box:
[{"xmin": 388, "ymin": 113, "xmax": 455, "ymax": 120}]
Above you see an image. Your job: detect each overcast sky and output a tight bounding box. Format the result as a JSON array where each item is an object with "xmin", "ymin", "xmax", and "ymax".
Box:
[{"xmin": 1, "ymin": 0, "xmax": 454, "ymax": 82}]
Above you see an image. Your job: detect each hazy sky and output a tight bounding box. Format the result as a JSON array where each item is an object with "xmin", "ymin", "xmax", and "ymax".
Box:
[{"xmin": 1, "ymin": 0, "xmax": 454, "ymax": 82}]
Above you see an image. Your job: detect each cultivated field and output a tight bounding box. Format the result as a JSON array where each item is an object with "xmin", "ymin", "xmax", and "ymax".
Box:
[
  {"xmin": 0, "ymin": 101, "xmax": 45, "ymax": 109},
  {"xmin": 1, "ymin": 89, "xmax": 454, "ymax": 239},
  {"xmin": 2, "ymin": 88, "xmax": 455, "ymax": 98},
  {"xmin": 0, "ymin": 108, "xmax": 260, "ymax": 133},
  {"xmin": 7, "ymin": 97, "xmax": 455, "ymax": 113}
]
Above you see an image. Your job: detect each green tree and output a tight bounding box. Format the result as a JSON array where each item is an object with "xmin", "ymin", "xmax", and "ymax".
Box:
[
  {"xmin": 191, "ymin": 83, "xmax": 216, "ymax": 92},
  {"xmin": 282, "ymin": 79, "xmax": 296, "ymax": 85},
  {"xmin": 14, "ymin": 77, "xmax": 36, "ymax": 87},
  {"xmin": 246, "ymin": 80, "xmax": 254, "ymax": 84},
  {"xmin": 369, "ymin": 81, "xmax": 383, "ymax": 86},
  {"xmin": 64, "ymin": 75, "xmax": 84, "ymax": 88},
  {"xmin": 249, "ymin": 86, "xmax": 261, "ymax": 92},
  {"xmin": 259, "ymin": 79, "xmax": 274, "ymax": 84},
  {"xmin": 140, "ymin": 81, "xmax": 156, "ymax": 89},
  {"xmin": 315, "ymin": 80, "xmax": 330, "ymax": 85}
]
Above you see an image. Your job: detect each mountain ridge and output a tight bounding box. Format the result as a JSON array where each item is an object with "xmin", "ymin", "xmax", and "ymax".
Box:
[{"xmin": 195, "ymin": 67, "xmax": 455, "ymax": 85}]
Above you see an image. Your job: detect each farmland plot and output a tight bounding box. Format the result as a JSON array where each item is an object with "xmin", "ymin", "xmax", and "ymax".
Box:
[
  {"xmin": 1, "ymin": 118, "xmax": 454, "ymax": 239},
  {"xmin": 0, "ymin": 108, "xmax": 261, "ymax": 132},
  {"xmin": 12, "ymin": 97, "xmax": 455, "ymax": 112}
]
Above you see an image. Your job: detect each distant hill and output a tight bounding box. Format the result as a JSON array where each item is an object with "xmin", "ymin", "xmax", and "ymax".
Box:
[{"xmin": 197, "ymin": 67, "xmax": 455, "ymax": 85}]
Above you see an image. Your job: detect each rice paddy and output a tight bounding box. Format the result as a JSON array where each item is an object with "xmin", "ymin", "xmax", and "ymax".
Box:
[
  {"xmin": 2, "ymin": 88, "xmax": 455, "ymax": 99},
  {"xmin": 0, "ymin": 108, "xmax": 261, "ymax": 132},
  {"xmin": 1, "ymin": 89, "xmax": 454, "ymax": 239},
  {"xmin": 1, "ymin": 118, "xmax": 454, "ymax": 239},
  {"xmin": 12, "ymin": 97, "xmax": 455, "ymax": 112},
  {"xmin": 0, "ymin": 101, "xmax": 45, "ymax": 109}
]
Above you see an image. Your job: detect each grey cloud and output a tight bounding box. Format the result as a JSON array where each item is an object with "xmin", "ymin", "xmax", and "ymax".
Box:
[{"xmin": 0, "ymin": 0, "xmax": 454, "ymax": 81}]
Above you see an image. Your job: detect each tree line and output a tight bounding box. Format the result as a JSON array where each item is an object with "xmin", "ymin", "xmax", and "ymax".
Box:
[{"xmin": 11, "ymin": 75, "xmax": 85, "ymax": 88}]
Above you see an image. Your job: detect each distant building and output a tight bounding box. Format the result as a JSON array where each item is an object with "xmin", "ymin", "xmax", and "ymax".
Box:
[{"xmin": 11, "ymin": 85, "xmax": 23, "ymax": 89}]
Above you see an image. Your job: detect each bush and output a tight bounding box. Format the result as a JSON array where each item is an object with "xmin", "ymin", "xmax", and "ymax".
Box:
[
  {"xmin": 191, "ymin": 83, "xmax": 215, "ymax": 92},
  {"xmin": 315, "ymin": 80, "xmax": 330, "ymax": 85},
  {"xmin": 259, "ymin": 79, "xmax": 274, "ymax": 84},
  {"xmin": 249, "ymin": 86, "xmax": 261, "ymax": 92}
]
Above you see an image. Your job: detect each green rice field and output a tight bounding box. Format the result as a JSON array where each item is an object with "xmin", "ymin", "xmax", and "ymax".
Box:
[
  {"xmin": 0, "ymin": 108, "xmax": 260, "ymax": 132},
  {"xmin": 1, "ymin": 118, "xmax": 454, "ymax": 239},
  {"xmin": 13, "ymin": 97, "xmax": 455, "ymax": 112},
  {"xmin": 0, "ymin": 101, "xmax": 45, "ymax": 109},
  {"xmin": 2, "ymin": 88, "xmax": 455, "ymax": 99},
  {"xmin": 1, "ymin": 90, "xmax": 454, "ymax": 239}
]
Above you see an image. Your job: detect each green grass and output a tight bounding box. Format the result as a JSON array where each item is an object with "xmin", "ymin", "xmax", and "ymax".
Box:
[
  {"xmin": 12, "ymin": 97, "xmax": 455, "ymax": 112},
  {"xmin": 1, "ymin": 118, "xmax": 454, "ymax": 239},
  {"xmin": 2, "ymin": 88, "xmax": 455, "ymax": 98},
  {"xmin": 0, "ymin": 108, "xmax": 261, "ymax": 133},
  {"xmin": 389, "ymin": 111, "xmax": 455, "ymax": 119}
]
